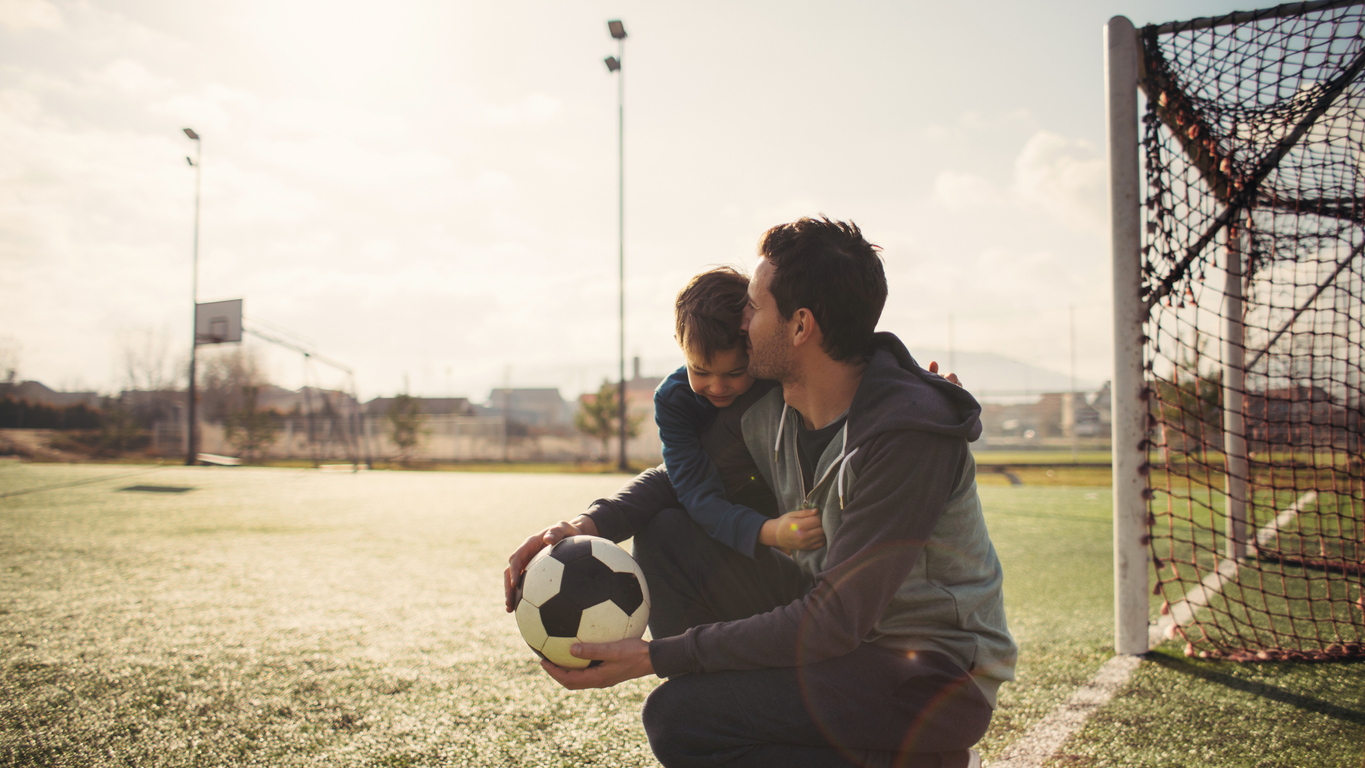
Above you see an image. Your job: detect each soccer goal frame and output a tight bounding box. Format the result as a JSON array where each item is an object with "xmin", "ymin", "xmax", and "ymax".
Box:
[
  {"xmin": 1107, "ymin": 1, "xmax": 1365, "ymax": 658},
  {"xmin": 1107, "ymin": 14, "xmax": 1149, "ymax": 655}
]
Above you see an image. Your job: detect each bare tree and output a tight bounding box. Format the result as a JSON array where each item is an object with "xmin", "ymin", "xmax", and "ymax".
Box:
[
  {"xmin": 199, "ymin": 345, "xmax": 268, "ymax": 422},
  {"xmin": 119, "ymin": 326, "xmax": 178, "ymax": 393},
  {"xmin": 0, "ymin": 336, "xmax": 20, "ymax": 386}
]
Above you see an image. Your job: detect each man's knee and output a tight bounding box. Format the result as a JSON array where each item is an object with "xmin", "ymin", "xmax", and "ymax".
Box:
[
  {"xmin": 642, "ymin": 679, "xmax": 694, "ymax": 767},
  {"xmin": 632, "ymin": 507, "xmax": 695, "ymax": 563}
]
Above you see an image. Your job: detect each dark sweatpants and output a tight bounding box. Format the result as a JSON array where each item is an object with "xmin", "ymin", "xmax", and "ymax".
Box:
[{"xmin": 632, "ymin": 508, "xmax": 992, "ymax": 768}]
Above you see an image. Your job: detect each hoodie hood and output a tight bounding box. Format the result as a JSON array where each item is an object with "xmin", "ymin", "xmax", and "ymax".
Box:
[{"xmin": 844, "ymin": 331, "xmax": 982, "ymax": 450}]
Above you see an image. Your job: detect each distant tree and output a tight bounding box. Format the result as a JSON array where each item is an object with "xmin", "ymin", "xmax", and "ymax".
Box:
[
  {"xmin": 0, "ymin": 397, "xmax": 102, "ymax": 430},
  {"xmin": 387, "ymin": 394, "xmax": 426, "ymax": 462},
  {"xmin": 95, "ymin": 404, "xmax": 145, "ymax": 456},
  {"xmin": 224, "ymin": 385, "xmax": 280, "ymax": 461},
  {"xmin": 1156, "ymin": 335, "xmax": 1223, "ymax": 456},
  {"xmin": 574, "ymin": 380, "xmax": 643, "ymax": 460}
]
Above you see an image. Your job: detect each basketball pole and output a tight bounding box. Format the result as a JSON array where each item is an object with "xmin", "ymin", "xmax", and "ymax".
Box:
[
  {"xmin": 184, "ymin": 128, "xmax": 202, "ymax": 467},
  {"xmin": 1106, "ymin": 16, "xmax": 1150, "ymax": 656}
]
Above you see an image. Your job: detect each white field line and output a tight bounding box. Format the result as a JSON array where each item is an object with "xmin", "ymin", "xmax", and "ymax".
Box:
[
  {"xmin": 1149, "ymin": 490, "xmax": 1318, "ymax": 644},
  {"xmin": 985, "ymin": 490, "xmax": 1319, "ymax": 768},
  {"xmin": 986, "ymin": 654, "xmax": 1142, "ymax": 768}
]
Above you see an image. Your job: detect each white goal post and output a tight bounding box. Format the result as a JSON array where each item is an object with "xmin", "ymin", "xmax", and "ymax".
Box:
[{"xmin": 1105, "ymin": 15, "xmax": 1150, "ymax": 657}]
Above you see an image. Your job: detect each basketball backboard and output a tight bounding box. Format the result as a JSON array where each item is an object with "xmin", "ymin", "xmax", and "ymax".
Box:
[{"xmin": 195, "ymin": 299, "xmax": 243, "ymax": 345}]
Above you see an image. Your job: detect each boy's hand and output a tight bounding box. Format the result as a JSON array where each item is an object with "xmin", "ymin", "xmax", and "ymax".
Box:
[
  {"xmin": 928, "ymin": 360, "xmax": 962, "ymax": 387},
  {"xmin": 504, "ymin": 515, "xmax": 600, "ymax": 611},
  {"xmin": 760, "ymin": 508, "xmax": 825, "ymax": 552}
]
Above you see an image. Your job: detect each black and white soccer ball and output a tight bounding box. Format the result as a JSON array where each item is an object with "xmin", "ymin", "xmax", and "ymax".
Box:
[{"xmin": 514, "ymin": 535, "xmax": 650, "ymax": 669}]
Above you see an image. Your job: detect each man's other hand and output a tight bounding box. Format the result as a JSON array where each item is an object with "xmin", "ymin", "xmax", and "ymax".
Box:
[
  {"xmin": 928, "ymin": 360, "xmax": 962, "ymax": 387},
  {"xmin": 504, "ymin": 515, "xmax": 600, "ymax": 612},
  {"xmin": 540, "ymin": 638, "xmax": 653, "ymax": 689},
  {"xmin": 760, "ymin": 507, "xmax": 825, "ymax": 552}
]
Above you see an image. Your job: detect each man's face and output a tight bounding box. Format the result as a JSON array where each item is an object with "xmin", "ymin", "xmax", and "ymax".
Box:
[
  {"xmin": 683, "ymin": 346, "xmax": 754, "ymax": 408},
  {"xmin": 741, "ymin": 258, "xmax": 795, "ymax": 382}
]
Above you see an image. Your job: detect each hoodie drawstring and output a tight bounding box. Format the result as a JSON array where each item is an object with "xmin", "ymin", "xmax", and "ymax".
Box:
[
  {"xmin": 836, "ymin": 447, "xmax": 859, "ymax": 509},
  {"xmin": 774, "ymin": 402, "xmax": 789, "ymax": 459}
]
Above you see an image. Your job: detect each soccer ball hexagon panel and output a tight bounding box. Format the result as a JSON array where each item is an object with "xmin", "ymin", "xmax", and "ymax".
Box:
[{"xmin": 514, "ymin": 535, "xmax": 650, "ymax": 668}]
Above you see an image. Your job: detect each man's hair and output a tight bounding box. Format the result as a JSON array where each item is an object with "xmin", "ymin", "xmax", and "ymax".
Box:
[
  {"xmin": 675, "ymin": 267, "xmax": 750, "ymax": 361},
  {"xmin": 758, "ymin": 216, "xmax": 887, "ymax": 362}
]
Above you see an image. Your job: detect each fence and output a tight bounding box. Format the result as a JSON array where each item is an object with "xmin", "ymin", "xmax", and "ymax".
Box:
[{"xmin": 153, "ymin": 414, "xmax": 664, "ymax": 464}]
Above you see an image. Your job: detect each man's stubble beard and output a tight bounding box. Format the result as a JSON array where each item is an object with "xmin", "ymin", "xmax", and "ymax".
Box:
[{"xmin": 745, "ymin": 332, "xmax": 795, "ymax": 384}]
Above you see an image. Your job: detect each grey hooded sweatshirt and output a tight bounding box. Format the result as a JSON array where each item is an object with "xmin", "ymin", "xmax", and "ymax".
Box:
[{"xmin": 600, "ymin": 332, "xmax": 1017, "ymax": 706}]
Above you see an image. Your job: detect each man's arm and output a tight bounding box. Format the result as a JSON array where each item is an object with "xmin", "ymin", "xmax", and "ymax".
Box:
[
  {"xmin": 648, "ymin": 430, "xmax": 966, "ymax": 677},
  {"xmin": 581, "ymin": 465, "xmax": 681, "ymax": 542},
  {"xmin": 504, "ymin": 467, "xmax": 680, "ymax": 612}
]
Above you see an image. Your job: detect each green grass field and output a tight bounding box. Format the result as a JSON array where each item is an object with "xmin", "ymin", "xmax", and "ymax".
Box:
[{"xmin": 1, "ymin": 461, "xmax": 1362, "ymax": 767}]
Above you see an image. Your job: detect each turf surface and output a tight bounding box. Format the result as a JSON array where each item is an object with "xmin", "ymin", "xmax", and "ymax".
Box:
[{"xmin": 1, "ymin": 462, "xmax": 1361, "ymax": 767}]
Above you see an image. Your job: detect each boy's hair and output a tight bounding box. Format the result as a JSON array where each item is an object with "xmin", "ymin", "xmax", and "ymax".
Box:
[
  {"xmin": 757, "ymin": 216, "xmax": 886, "ymax": 363},
  {"xmin": 675, "ymin": 267, "xmax": 750, "ymax": 361}
]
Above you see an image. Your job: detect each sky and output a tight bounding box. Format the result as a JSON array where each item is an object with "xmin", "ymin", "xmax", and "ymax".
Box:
[{"xmin": 0, "ymin": 0, "xmax": 1262, "ymax": 403}]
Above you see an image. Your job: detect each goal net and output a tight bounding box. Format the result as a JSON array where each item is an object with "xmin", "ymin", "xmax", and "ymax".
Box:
[{"xmin": 1127, "ymin": 0, "xmax": 1365, "ymax": 660}]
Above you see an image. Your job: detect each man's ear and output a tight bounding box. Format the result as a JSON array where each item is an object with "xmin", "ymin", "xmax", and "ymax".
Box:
[{"xmin": 790, "ymin": 308, "xmax": 819, "ymax": 348}]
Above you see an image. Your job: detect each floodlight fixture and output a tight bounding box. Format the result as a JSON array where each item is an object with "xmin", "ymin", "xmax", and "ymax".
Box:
[
  {"xmin": 608, "ymin": 20, "xmax": 626, "ymax": 39},
  {"xmin": 183, "ymin": 127, "xmax": 200, "ymax": 141},
  {"xmin": 605, "ymin": 55, "xmax": 620, "ymax": 72}
]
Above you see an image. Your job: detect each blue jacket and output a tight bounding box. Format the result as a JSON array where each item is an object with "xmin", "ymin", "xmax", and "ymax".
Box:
[{"xmin": 654, "ymin": 367, "xmax": 777, "ymax": 558}]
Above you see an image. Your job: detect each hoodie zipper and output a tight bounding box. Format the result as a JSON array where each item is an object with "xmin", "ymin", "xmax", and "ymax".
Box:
[{"xmin": 777, "ymin": 405, "xmax": 857, "ymax": 509}]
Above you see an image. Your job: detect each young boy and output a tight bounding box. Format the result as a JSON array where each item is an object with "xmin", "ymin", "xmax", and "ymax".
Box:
[{"xmin": 654, "ymin": 267, "xmax": 825, "ymax": 559}]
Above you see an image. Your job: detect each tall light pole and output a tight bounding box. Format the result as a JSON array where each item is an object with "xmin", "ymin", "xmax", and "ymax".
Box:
[
  {"xmin": 605, "ymin": 19, "xmax": 628, "ymax": 471},
  {"xmin": 184, "ymin": 127, "xmax": 202, "ymax": 466}
]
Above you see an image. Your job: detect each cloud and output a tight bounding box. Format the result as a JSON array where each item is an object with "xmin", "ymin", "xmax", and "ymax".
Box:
[
  {"xmin": 1012, "ymin": 130, "xmax": 1107, "ymax": 232},
  {"xmin": 0, "ymin": 0, "xmax": 62, "ymax": 30},
  {"xmin": 931, "ymin": 170, "xmax": 1003, "ymax": 213},
  {"xmin": 959, "ymin": 108, "xmax": 1031, "ymax": 132},
  {"xmin": 480, "ymin": 93, "xmax": 563, "ymax": 128},
  {"xmin": 93, "ymin": 59, "xmax": 175, "ymax": 97}
]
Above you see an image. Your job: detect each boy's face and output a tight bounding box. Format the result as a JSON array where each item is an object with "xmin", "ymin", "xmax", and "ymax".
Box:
[{"xmin": 684, "ymin": 346, "xmax": 755, "ymax": 409}]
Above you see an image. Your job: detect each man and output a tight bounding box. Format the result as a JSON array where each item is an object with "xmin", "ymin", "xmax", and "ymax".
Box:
[{"xmin": 505, "ymin": 217, "xmax": 1016, "ymax": 768}]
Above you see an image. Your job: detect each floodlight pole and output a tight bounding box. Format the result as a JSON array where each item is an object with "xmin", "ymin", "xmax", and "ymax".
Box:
[
  {"xmin": 1106, "ymin": 17, "xmax": 1150, "ymax": 656},
  {"xmin": 184, "ymin": 128, "xmax": 202, "ymax": 466},
  {"xmin": 606, "ymin": 20, "xmax": 628, "ymax": 472}
]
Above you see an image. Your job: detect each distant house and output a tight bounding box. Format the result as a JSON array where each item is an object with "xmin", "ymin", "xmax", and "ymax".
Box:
[
  {"xmin": 0, "ymin": 381, "xmax": 101, "ymax": 409},
  {"xmin": 485, "ymin": 389, "xmax": 569, "ymax": 427},
  {"xmin": 1244, "ymin": 385, "xmax": 1362, "ymax": 451},
  {"xmin": 978, "ymin": 381, "xmax": 1113, "ymax": 442}
]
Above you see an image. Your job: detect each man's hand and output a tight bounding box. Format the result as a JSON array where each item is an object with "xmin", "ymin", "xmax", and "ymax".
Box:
[
  {"xmin": 759, "ymin": 507, "xmax": 825, "ymax": 552},
  {"xmin": 504, "ymin": 515, "xmax": 600, "ymax": 612},
  {"xmin": 540, "ymin": 638, "xmax": 653, "ymax": 689},
  {"xmin": 928, "ymin": 360, "xmax": 962, "ymax": 387}
]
